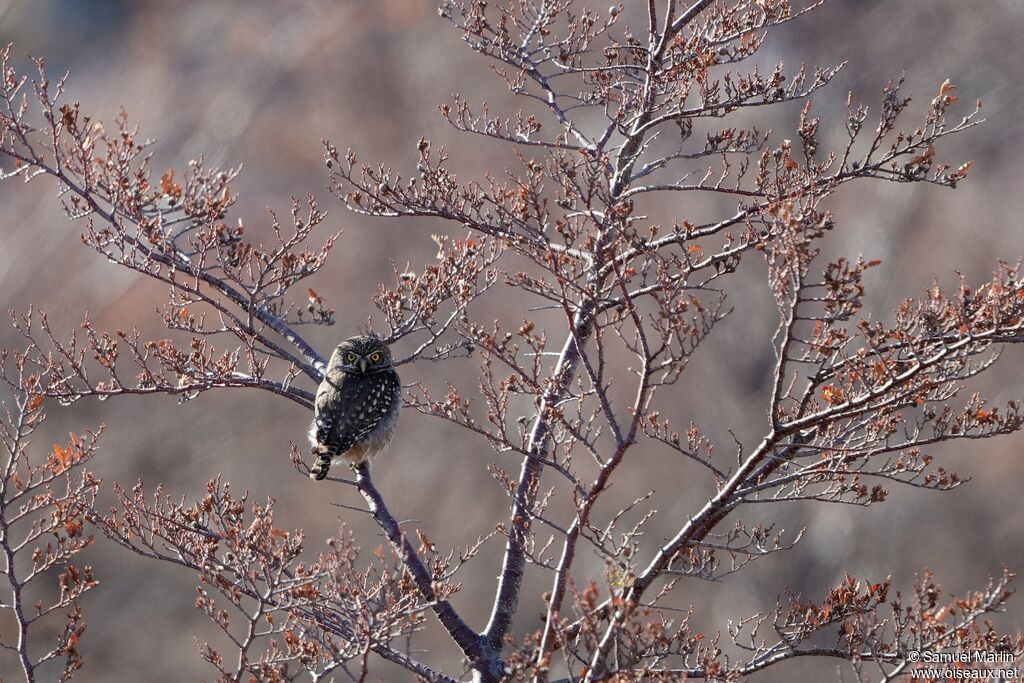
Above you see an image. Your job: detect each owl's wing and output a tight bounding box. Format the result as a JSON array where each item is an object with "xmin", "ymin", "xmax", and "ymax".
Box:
[{"xmin": 314, "ymin": 370, "xmax": 400, "ymax": 455}]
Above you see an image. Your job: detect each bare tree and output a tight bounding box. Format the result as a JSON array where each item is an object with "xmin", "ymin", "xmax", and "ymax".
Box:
[
  {"xmin": 2, "ymin": 1, "xmax": 1023, "ymax": 681},
  {"xmin": 0, "ymin": 343, "xmax": 101, "ymax": 682}
]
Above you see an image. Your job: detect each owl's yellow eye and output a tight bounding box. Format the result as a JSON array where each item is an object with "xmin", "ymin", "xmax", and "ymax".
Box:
[
  {"xmin": 346, "ymin": 353, "xmax": 357, "ymax": 362},
  {"xmin": 370, "ymin": 352, "xmax": 381, "ymax": 362}
]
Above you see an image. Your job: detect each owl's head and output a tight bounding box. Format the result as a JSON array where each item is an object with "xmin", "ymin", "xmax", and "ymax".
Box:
[{"xmin": 332, "ymin": 336, "xmax": 393, "ymax": 374}]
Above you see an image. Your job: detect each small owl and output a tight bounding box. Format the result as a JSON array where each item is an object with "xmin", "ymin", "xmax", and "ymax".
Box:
[{"xmin": 308, "ymin": 336, "xmax": 401, "ymax": 480}]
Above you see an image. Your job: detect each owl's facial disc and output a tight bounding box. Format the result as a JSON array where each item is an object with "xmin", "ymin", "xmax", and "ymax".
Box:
[{"xmin": 336, "ymin": 336, "xmax": 389, "ymax": 373}]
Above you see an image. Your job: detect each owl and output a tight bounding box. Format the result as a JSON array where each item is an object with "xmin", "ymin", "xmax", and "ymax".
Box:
[{"xmin": 308, "ymin": 336, "xmax": 401, "ymax": 480}]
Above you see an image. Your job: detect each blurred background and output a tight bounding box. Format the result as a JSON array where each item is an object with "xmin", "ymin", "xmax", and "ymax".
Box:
[{"xmin": 0, "ymin": 1, "xmax": 1022, "ymax": 680}]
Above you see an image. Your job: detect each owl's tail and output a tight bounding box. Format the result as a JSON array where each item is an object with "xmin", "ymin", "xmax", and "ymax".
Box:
[{"xmin": 310, "ymin": 451, "xmax": 332, "ymax": 480}]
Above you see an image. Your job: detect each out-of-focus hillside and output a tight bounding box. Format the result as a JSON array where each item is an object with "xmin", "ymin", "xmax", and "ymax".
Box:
[{"xmin": 0, "ymin": 1, "xmax": 1021, "ymax": 681}]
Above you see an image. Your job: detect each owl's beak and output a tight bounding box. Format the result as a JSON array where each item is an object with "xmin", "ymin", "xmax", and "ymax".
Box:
[{"xmin": 358, "ymin": 357, "xmax": 369, "ymax": 373}]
